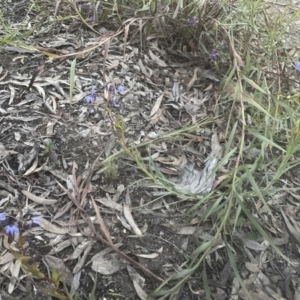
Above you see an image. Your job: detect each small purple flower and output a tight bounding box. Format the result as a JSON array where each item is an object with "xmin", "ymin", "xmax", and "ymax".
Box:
[
  {"xmin": 296, "ymin": 58, "xmax": 300, "ymax": 71},
  {"xmin": 85, "ymin": 87, "xmax": 96, "ymax": 103},
  {"xmin": 98, "ymin": 9, "xmax": 103, "ymax": 14},
  {"xmin": 89, "ymin": 15, "xmax": 95, "ymax": 22},
  {"xmin": 161, "ymin": 5, "xmax": 165, "ymax": 10},
  {"xmin": 110, "ymin": 98, "xmax": 119, "ymax": 108},
  {"xmin": 0, "ymin": 213, "xmax": 6, "ymax": 221},
  {"xmin": 187, "ymin": 16, "xmax": 198, "ymax": 25},
  {"xmin": 210, "ymin": 49, "xmax": 218, "ymax": 61},
  {"xmin": 29, "ymin": 215, "xmax": 43, "ymax": 227},
  {"xmin": 4, "ymin": 224, "xmax": 19, "ymax": 237},
  {"xmin": 117, "ymin": 85, "xmax": 124, "ymax": 93}
]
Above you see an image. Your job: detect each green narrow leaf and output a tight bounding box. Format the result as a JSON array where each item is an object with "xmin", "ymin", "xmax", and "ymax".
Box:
[
  {"xmin": 150, "ymin": 0, "xmax": 156, "ymax": 14},
  {"xmin": 203, "ymin": 263, "xmax": 211, "ymax": 300},
  {"xmin": 38, "ymin": 287, "xmax": 69, "ymax": 300},
  {"xmin": 203, "ymin": 195, "xmax": 225, "ymax": 222},
  {"xmin": 69, "ymin": 57, "xmax": 76, "ymax": 103},
  {"xmin": 172, "ymin": 0, "xmax": 182, "ymax": 19},
  {"xmin": 89, "ymin": 272, "xmax": 97, "ymax": 300},
  {"xmin": 239, "ymin": 90, "xmax": 273, "ymax": 118},
  {"xmin": 235, "ymin": 193, "xmax": 292, "ymax": 264},
  {"xmin": 224, "ymin": 236, "xmax": 253, "ymax": 300},
  {"xmin": 248, "ymin": 129, "xmax": 286, "ymax": 152},
  {"xmin": 191, "ymin": 241, "xmax": 212, "ymax": 258},
  {"xmin": 51, "ymin": 269, "xmax": 61, "ymax": 288},
  {"xmin": 224, "ymin": 121, "xmax": 237, "ymax": 155},
  {"xmin": 242, "ymin": 74, "xmax": 268, "ymax": 94},
  {"xmin": 244, "ymin": 168, "xmax": 272, "ymax": 216}
]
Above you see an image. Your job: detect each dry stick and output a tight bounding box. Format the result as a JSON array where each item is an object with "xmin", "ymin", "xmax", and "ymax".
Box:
[
  {"xmin": 79, "ymin": 152, "xmax": 104, "ymax": 208},
  {"xmin": 90, "ymin": 195, "xmax": 163, "ymax": 282},
  {"xmin": 56, "ymin": 181, "xmax": 163, "ymax": 282}
]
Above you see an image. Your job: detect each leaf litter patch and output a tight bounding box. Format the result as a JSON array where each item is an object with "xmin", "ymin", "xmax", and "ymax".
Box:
[{"xmin": 1, "ymin": 0, "xmax": 300, "ymax": 299}]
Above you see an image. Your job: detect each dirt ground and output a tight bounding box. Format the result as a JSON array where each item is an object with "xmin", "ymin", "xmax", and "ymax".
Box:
[{"xmin": 1, "ymin": 0, "xmax": 300, "ymax": 300}]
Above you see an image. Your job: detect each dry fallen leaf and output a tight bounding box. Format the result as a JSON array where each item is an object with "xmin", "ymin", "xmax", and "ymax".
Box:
[
  {"xmin": 123, "ymin": 204, "xmax": 143, "ymax": 236},
  {"xmin": 43, "ymin": 255, "xmax": 73, "ymax": 286},
  {"xmin": 39, "ymin": 218, "xmax": 69, "ymax": 234},
  {"xmin": 21, "ymin": 190, "xmax": 59, "ymax": 205}
]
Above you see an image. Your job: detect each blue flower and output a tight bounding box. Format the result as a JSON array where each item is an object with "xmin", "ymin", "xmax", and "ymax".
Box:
[
  {"xmin": 29, "ymin": 215, "xmax": 43, "ymax": 227},
  {"xmin": 110, "ymin": 97, "xmax": 119, "ymax": 108},
  {"xmin": 117, "ymin": 85, "xmax": 124, "ymax": 93},
  {"xmin": 0, "ymin": 213, "xmax": 6, "ymax": 221},
  {"xmin": 296, "ymin": 58, "xmax": 300, "ymax": 71},
  {"xmin": 210, "ymin": 49, "xmax": 218, "ymax": 61},
  {"xmin": 187, "ymin": 16, "xmax": 198, "ymax": 25},
  {"xmin": 84, "ymin": 87, "xmax": 96, "ymax": 103},
  {"xmin": 4, "ymin": 224, "xmax": 19, "ymax": 237}
]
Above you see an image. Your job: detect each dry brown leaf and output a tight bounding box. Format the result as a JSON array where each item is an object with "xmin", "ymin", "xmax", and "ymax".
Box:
[
  {"xmin": 24, "ymin": 156, "xmax": 49, "ymax": 176},
  {"xmin": 8, "ymin": 261, "xmax": 21, "ymax": 294},
  {"xmin": 49, "ymin": 169, "xmax": 68, "ymax": 181},
  {"xmin": 64, "ymin": 240, "xmax": 93, "ymax": 262},
  {"xmin": 127, "ymin": 265, "xmax": 151, "ymax": 300},
  {"xmin": 8, "ymin": 84, "xmax": 16, "ymax": 105},
  {"xmin": 154, "ymin": 155, "xmax": 183, "ymax": 166},
  {"xmin": 149, "ymin": 93, "xmax": 164, "ymax": 118},
  {"xmin": 178, "ymin": 227, "xmax": 196, "ymax": 235},
  {"xmin": 123, "ymin": 204, "xmax": 142, "ymax": 236},
  {"xmin": 136, "ymin": 253, "xmax": 159, "ymax": 259},
  {"xmin": 48, "ymin": 240, "xmax": 72, "ymax": 255},
  {"xmin": 21, "ymin": 190, "xmax": 58, "ymax": 205},
  {"xmin": 91, "ymin": 244, "xmax": 127, "ymax": 275},
  {"xmin": 39, "ymin": 218, "xmax": 69, "ymax": 234},
  {"xmin": 73, "ymin": 242, "xmax": 93, "ymax": 274},
  {"xmin": 95, "ymin": 197, "xmax": 122, "ymax": 212},
  {"xmin": 281, "ymin": 208, "xmax": 300, "ymax": 241},
  {"xmin": 204, "ymin": 83, "xmax": 213, "ymax": 91},
  {"xmin": 187, "ymin": 68, "xmax": 198, "ymax": 91},
  {"xmin": 43, "ymin": 255, "xmax": 73, "ymax": 286},
  {"xmin": 149, "ymin": 50, "xmax": 167, "ymax": 67},
  {"xmin": 245, "ymin": 262, "xmax": 260, "ymax": 273},
  {"xmin": 138, "ymin": 59, "xmax": 150, "ymax": 77},
  {"xmin": 0, "ymin": 252, "xmax": 14, "ymax": 265}
]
